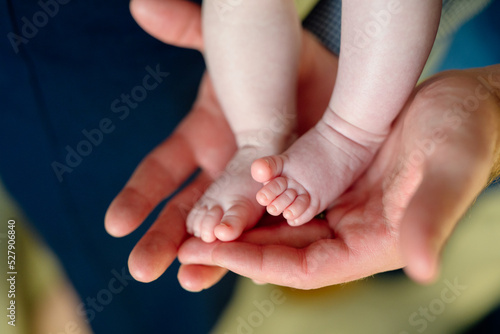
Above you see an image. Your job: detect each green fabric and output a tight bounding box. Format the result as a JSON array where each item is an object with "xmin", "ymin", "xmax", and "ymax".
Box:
[
  {"xmin": 0, "ymin": 183, "xmax": 61, "ymax": 334},
  {"xmin": 294, "ymin": 0, "xmax": 320, "ymax": 20}
]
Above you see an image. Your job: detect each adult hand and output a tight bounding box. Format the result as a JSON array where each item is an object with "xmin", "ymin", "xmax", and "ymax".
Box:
[
  {"xmin": 179, "ymin": 66, "xmax": 500, "ymax": 288},
  {"xmin": 105, "ymin": 0, "xmax": 337, "ymax": 290}
]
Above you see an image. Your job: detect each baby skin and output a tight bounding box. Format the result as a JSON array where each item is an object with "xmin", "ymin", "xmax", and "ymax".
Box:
[
  {"xmin": 186, "ymin": 0, "xmax": 301, "ymax": 242},
  {"xmin": 252, "ymin": 109, "xmax": 387, "ymax": 226},
  {"xmin": 187, "ymin": 142, "xmax": 287, "ymax": 242},
  {"xmin": 187, "ymin": 0, "xmax": 442, "ymax": 241},
  {"xmin": 252, "ymin": 0, "xmax": 442, "ymax": 226}
]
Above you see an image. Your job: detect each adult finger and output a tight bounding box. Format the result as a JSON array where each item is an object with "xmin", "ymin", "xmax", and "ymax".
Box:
[
  {"xmin": 178, "ymin": 219, "xmax": 334, "ymax": 266},
  {"xmin": 127, "ymin": 174, "xmax": 208, "ymax": 282},
  {"xmin": 130, "ymin": 0, "xmax": 203, "ymax": 51},
  {"xmin": 177, "ymin": 264, "xmax": 228, "ymax": 292},
  {"xmin": 178, "ymin": 220, "xmax": 375, "ymax": 289},
  {"xmin": 207, "ymin": 238, "xmax": 392, "ymax": 289},
  {"xmin": 105, "ymin": 131, "xmax": 197, "ymax": 237}
]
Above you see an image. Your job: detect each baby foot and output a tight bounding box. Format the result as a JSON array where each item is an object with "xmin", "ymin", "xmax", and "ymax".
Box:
[
  {"xmin": 251, "ymin": 114, "xmax": 386, "ymax": 226},
  {"xmin": 187, "ymin": 146, "xmax": 277, "ymax": 243}
]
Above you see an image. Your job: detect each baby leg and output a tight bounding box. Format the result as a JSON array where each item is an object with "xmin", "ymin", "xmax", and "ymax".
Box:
[
  {"xmin": 186, "ymin": 0, "xmax": 301, "ymax": 242},
  {"xmin": 252, "ymin": 0, "xmax": 441, "ymax": 226}
]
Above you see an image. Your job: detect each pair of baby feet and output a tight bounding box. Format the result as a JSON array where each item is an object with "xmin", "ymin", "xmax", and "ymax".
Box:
[{"xmin": 186, "ymin": 113, "xmax": 385, "ymax": 243}]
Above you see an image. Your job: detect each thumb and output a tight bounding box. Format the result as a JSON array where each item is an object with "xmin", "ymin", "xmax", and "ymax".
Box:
[
  {"xmin": 130, "ymin": 0, "xmax": 203, "ymax": 51},
  {"xmin": 401, "ymin": 153, "xmax": 491, "ymax": 284},
  {"xmin": 397, "ymin": 71, "xmax": 500, "ymax": 284}
]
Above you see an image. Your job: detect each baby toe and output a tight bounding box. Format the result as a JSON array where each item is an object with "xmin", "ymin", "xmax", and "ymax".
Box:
[
  {"xmin": 200, "ymin": 206, "xmax": 224, "ymax": 243},
  {"xmin": 215, "ymin": 200, "xmax": 252, "ymax": 242},
  {"xmin": 251, "ymin": 155, "xmax": 285, "ymax": 183},
  {"xmin": 283, "ymin": 194, "xmax": 311, "ymax": 225},
  {"xmin": 267, "ymin": 189, "xmax": 298, "ymax": 216},
  {"xmin": 256, "ymin": 177, "xmax": 288, "ymax": 206},
  {"xmin": 188, "ymin": 206, "xmax": 208, "ymax": 238}
]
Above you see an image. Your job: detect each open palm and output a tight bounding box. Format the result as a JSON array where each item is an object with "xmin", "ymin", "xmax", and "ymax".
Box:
[{"xmin": 178, "ymin": 68, "xmax": 500, "ymax": 288}]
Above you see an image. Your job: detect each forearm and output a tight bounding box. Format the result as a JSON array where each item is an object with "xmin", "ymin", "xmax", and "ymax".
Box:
[
  {"xmin": 331, "ymin": 0, "xmax": 442, "ymax": 135},
  {"xmin": 202, "ymin": 0, "xmax": 301, "ymax": 147}
]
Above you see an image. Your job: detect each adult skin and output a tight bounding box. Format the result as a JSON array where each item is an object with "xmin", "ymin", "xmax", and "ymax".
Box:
[{"xmin": 106, "ymin": 0, "xmax": 500, "ymax": 291}]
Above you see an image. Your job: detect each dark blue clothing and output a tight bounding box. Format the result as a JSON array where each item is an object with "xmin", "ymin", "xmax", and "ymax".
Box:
[{"xmin": 1, "ymin": 0, "xmax": 235, "ymax": 333}]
